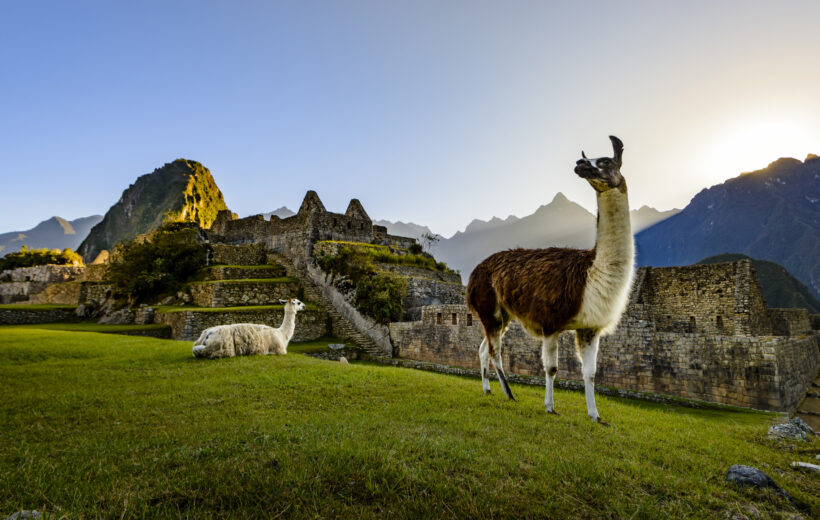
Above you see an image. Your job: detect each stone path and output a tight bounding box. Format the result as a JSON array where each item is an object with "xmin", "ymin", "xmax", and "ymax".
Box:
[
  {"xmin": 267, "ymin": 253, "xmax": 387, "ymax": 357},
  {"xmin": 796, "ymin": 375, "xmax": 820, "ymax": 431}
]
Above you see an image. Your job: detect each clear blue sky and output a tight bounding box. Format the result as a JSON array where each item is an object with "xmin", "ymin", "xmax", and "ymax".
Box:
[{"xmin": 2, "ymin": 0, "xmax": 819, "ymax": 236}]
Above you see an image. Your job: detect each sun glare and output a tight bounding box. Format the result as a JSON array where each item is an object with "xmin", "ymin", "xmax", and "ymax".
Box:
[{"xmin": 702, "ymin": 115, "xmax": 817, "ymax": 184}]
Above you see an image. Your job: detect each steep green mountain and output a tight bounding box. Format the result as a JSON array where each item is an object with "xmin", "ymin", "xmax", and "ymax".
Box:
[
  {"xmin": 0, "ymin": 215, "xmax": 102, "ymax": 255},
  {"xmin": 78, "ymin": 159, "xmax": 229, "ymax": 261},
  {"xmin": 697, "ymin": 253, "xmax": 820, "ymax": 313},
  {"xmin": 636, "ymin": 156, "xmax": 820, "ymax": 298}
]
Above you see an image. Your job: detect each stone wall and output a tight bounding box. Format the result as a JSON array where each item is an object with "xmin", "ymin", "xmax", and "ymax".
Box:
[
  {"xmin": 376, "ymin": 263, "xmax": 462, "ymax": 284},
  {"xmin": 203, "ymin": 265, "xmax": 286, "ymax": 280},
  {"xmin": 1, "ymin": 265, "xmax": 84, "ymax": 283},
  {"xmin": 188, "ymin": 279, "xmax": 301, "ymax": 307},
  {"xmin": 403, "ymin": 278, "xmax": 466, "ymax": 321},
  {"xmin": 29, "ymin": 282, "xmax": 82, "ymax": 305},
  {"xmin": 81, "ymin": 282, "xmax": 114, "ymax": 303},
  {"xmin": 768, "ymin": 308, "xmax": 812, "ymax": 336},
  {"xmin": 155, "ymin": 307, "xmax": 328, "ymax": 342},
  {"xmin": 208, "ymin": 192, "xmax": 417, "ymax": 264},
  {"xmin": 77, "ymin": 264, "xmax": 108, "ymax": 282},
  {"xmin": 638, "ymin": 260, "xmax": 770, "ymax": 335},
  {"xmin": 210, "ymin": 243, "xmax": 268, "ymax": 266},
  {"xmin": 0, "ymin": 282, "xmax": 47, "ymax": 304},
  {"xmin": 390, "ymin": 303, "xmax": 819, "ymax": 411},
  {"xmin": 0, "ymin": 306, "xmax": 77, "ymax": 324}
]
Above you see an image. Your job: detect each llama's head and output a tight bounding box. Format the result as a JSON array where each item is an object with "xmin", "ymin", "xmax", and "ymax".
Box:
[
  {"xmin": 574, "ymin": 135, "xmax": 625, "ymax": 192},
  {"xmin": 279, "ymin": 298, "xmax": 306, "ymax": 312}
]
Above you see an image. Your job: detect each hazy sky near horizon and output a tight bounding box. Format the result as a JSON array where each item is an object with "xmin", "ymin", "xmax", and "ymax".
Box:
[{"xmin": 2, "ymin": 0, "xmax": 819, "ymax": 237}]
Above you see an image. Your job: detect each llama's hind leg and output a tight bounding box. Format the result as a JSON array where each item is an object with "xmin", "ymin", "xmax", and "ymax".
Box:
[
  {"xmin": 576, "ymin": 329, "xmax": 607, "ymax": 425},
  {"xmin": 541, "ymin": 334, "xmax": 559, "ymax": 414},
  {"xmin": 489, "ymin": 332, "xmax": 515, "ymax": 401},
  {"xmin": 478, "ymin": 338, "xmax": 491, "ymax": 394}
]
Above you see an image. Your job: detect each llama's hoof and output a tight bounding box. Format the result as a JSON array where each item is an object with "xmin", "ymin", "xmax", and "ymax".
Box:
[
  {"xmin": 546, "ymin": 409, "xmax": 559, "ymax": 415},
  {"xmin": 483, "ymin": 388, "xmax": 491, "ymax": 395},
  {"xmin": 596, "ymin": 417, "xmax": 610, "ymax": 427}
]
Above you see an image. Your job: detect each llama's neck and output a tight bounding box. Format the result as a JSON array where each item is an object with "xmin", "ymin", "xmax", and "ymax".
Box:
[
  {"xmin": 278, "ymin": 308, "xmax": 297, "ymax": 342},
  {"xmin": 592, "ymin": 184, "xmax": 633, "ymax": 271},
  {"xmin": 572, "ymin": 182, "xmax": 635, "ymax": 333}
]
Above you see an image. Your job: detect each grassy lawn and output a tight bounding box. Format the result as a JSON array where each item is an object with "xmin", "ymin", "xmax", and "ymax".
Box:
[
  {"xmin": 11, "ymin": 322, "xmax": 171, "ymax": 333},
  {"xmin": 0, "ymin": 304, "xmax": 77, "ymax": 311},
  {"xmin": 0, "ymin": 328, "xmax": 817, "ymax": 519}
]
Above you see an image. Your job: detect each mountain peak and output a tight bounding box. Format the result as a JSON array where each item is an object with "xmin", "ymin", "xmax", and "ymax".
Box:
[
  {"xmin": 77, "ymin": 160, "xmax": 228, "ymax": 261},
  {"xmin": 551, "ymin": 192, "xmax": 569, "ymax": 203}
]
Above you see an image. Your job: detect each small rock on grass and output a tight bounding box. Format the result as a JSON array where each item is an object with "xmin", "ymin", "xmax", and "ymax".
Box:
[
  {"xmin": 790, "ymin": 461, "xmax": 820, "ymax": 473},
  {"xmin": 725, "ymin": 465, "xmax": 791, "ymax": 501},
  {"xmin": 5, "ymin": 511, "xmax": 41, "ymax": 520},
  {"xmin": 339, "ymin": 356, "xmax": 349, "ymax": 364},
  {"xmin": 769, "ymin": 418, "xmax": 814, "ymax": 442}
]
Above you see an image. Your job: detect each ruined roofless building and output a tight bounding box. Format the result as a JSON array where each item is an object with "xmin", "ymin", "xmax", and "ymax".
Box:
[{"xmin": 208, "ymin": 191, "xmax": 416, "ymax": 262}]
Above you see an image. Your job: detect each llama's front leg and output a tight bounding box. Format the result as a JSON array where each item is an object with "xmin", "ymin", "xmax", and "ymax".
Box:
[
  {"xmin": 576, "ymin": 329, "xmax": 607, "ymax": 425},
  {"xmin": 541, "ymin": 334, "xmax": 559, "ymax": 414},
  {"xmin": 478, "ymin": 338, "xmax": 491, "ymax": 394}
]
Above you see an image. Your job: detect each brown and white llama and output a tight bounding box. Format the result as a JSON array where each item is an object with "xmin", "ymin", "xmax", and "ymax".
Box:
[{"xmin": 466, "ymin": 135, "xmax": 633, "ymax": 425}]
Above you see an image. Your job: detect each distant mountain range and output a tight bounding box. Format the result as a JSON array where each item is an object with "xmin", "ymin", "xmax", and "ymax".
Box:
[
  {"xmin": 0, "ymin": 215, "xmax": 102, "ymax": 255},
  {"xmin": 78, "ymin": 159, "xmax": 229, "ymax": 261},
  {"xmin": 262, "ymin": 207, "xmax": 296, "ymax": 220},
  {"xmin": 378, "ymin": 193, "xmax": 679, "ymax": 281},
  {"xmin": 698, "ymin": 253, "xmax": 820, "ymax": 313},
  {"xmin": 636, "ymin": 156, "xmax": 820, "ymax": 298}
]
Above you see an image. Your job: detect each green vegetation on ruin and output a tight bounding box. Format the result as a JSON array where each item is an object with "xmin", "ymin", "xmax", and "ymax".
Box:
[
  {"xmin": 107, "ymin": 223, "xmax": 208, "ymax": 304},
  {"xmin": 0, "ymin": 327, "xmax": 816, "ymax": 518},
  {"xmin": 316, "ymin": 240, "xmax": 453, "ymax": 273},
  {"xmin": 155, "ymin": 303, "xmax": 320, "ymax": 313},
  {"xmin": 0, "ymin": 304, "xmax": 77, "ymax": 311},
  {"xmin": 316, "ymin": 245, "xmax": 407, "ymax": 324},
  {"xmin": 0, "ymin": 245, "xmax": 83, "ymax": 270}
]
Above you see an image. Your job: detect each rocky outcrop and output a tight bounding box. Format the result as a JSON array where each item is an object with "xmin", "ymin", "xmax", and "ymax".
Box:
[{"xmin": 78, "ymin": 159, "xmax": 229, "ymax": 261}]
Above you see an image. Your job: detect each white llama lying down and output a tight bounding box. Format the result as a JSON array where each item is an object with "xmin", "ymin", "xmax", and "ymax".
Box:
[{"xmin": 192, "ymin": 298, "xmax": 306, "ymax": 358}]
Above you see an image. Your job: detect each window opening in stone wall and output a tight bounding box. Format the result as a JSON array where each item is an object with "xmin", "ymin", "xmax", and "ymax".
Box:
[
  {"xmin": 452, "ymin": 313, "xmax": 457, "ymax": 325},
  {"xmin": 347, "ymin": 222, "xmax": 351, "ymax": 230},
  {"xmin": 689, "ymin": 316, "xmax": 696, "ymax": 331},
  {"xmin": 716, "ymin": 315, "xmax": 723, "ymax": 329},
  {"xmin": 467, "ymin": 314, "xmax": 473, "ymax": 326},
  {"xmin": 333, "ymin": 218, "xmax": 337, "ymax": 226},
  {"xmin": 360, "ymin": 223, "xmax": 364, "ymax": 230},
  {"xmin": 436, "ymin": 312, "xmax": 442, "ymax": 324}
]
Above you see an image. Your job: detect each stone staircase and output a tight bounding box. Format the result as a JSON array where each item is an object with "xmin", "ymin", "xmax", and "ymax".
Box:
[{"xmin": 268, "ymin": 252, "xmax": 388, "ymax": 357}]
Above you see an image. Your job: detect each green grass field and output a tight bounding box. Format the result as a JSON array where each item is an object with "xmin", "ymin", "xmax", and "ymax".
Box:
[{"xmin": 1, "ymin": 327, "xmax": 817, "ymax": 519}]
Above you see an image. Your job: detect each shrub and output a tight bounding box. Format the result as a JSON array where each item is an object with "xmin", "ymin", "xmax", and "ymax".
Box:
[
  {"xmin": 355, "ymin": 273, "xmax": 407, "ymax": 324},
  {"xmin": 107, "ymin": 224, "xmax": 207, "ymax": 303},
  {"xmin": 317, "ymin": 246, "xmax": 408, "ymax": 324},
  {"xmin": 408, "ymin": 243, "xmax": 423, "ymax": 255},
  {"xmin": 0, "ymin": 246, "xmax": 83, "ymax": 270}
]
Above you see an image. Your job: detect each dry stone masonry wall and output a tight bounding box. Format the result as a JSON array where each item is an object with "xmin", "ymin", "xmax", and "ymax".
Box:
[{"xmin": 390, "ymin": 261, "xmax": 820, "ymax": 412}]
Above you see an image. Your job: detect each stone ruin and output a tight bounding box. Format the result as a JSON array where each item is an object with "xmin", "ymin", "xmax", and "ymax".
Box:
[
  {"xmin": 390, "ymin": 260, "xmax": 820, "ymax": 413},
  {"xmin": 1, "ymin": 191, "xmax": 818, "ymax": 414}
]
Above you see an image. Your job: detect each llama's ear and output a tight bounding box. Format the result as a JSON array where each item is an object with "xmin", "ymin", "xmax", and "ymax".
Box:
[
  {"xmin": 609, "ymin": 135, "xmax": 623, "ymax": 164},
  {"xmin": 581, "ymin": 150, "xmax": 588, "ymax": 160},
  {"xmin": 279, "ymin": 299, "xmax": 288, "ymax": 304}
]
